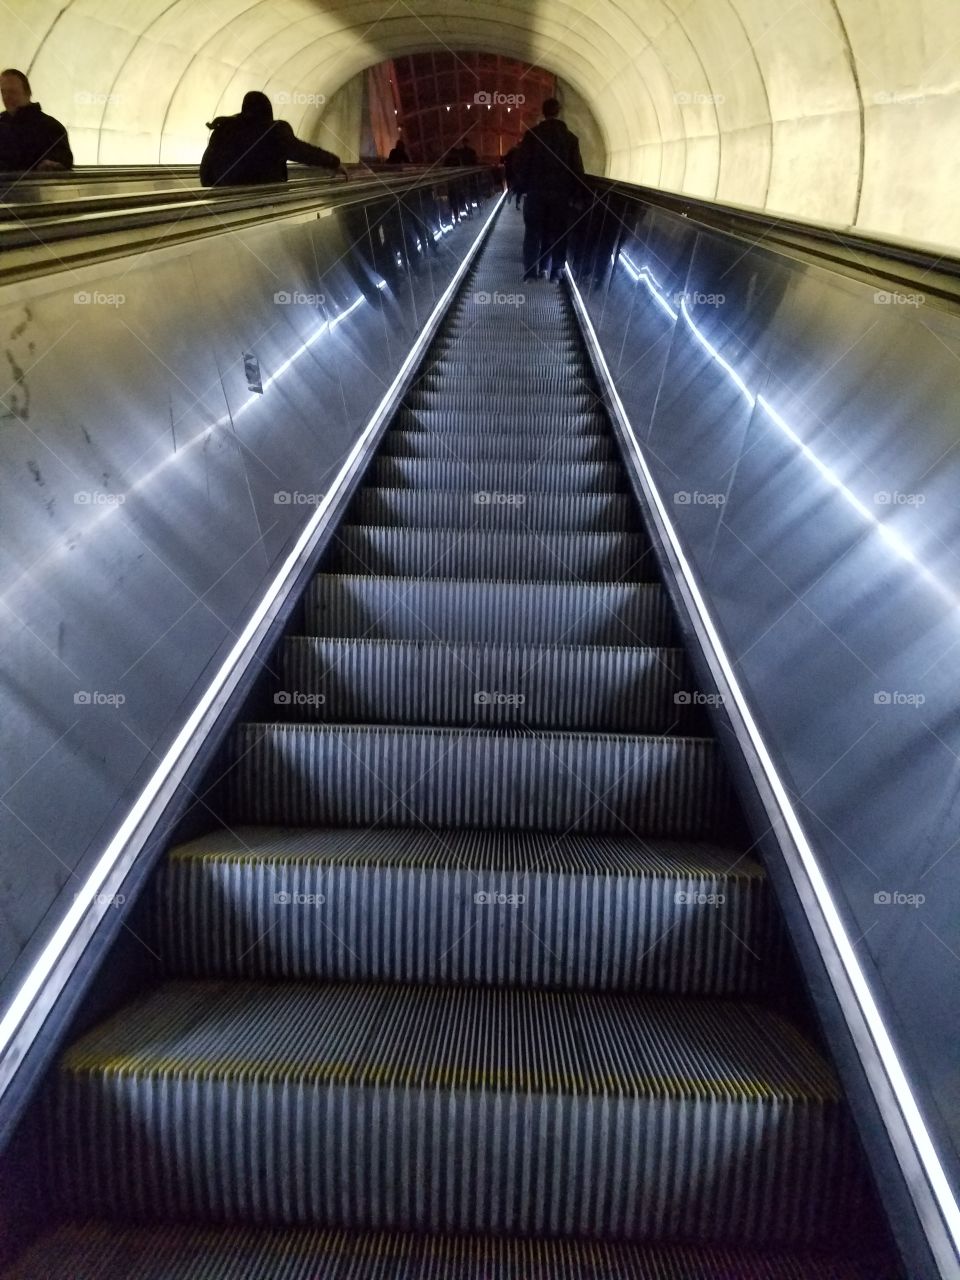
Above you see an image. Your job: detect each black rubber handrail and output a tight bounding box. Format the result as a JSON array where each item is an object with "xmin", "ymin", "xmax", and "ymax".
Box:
[{"xmin": 591, "ymin": 176, "xmax": 960, "ymax": 304}]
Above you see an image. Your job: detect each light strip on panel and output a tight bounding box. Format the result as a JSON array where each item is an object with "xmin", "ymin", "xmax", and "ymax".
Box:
[
  {"xmin": 567, "ymin": 260, "xmax": 960, "ymax": 1272},
  {"xmin": 0, "ymin": 190, "xmax": 507, "ymax": 1100}
]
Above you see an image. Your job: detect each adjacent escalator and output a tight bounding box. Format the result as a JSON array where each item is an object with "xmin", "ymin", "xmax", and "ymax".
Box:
[{"xmin": 5, "ymin": 207, "xmax": 901, "ymax": 1278}]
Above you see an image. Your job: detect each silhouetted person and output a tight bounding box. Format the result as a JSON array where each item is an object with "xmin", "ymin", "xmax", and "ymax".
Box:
[
  {"xmin": 515, "ymin": 98, "xmax": 584, "ymax": 282},
  {"xmin": 200, "ymin": 91, "xmax": 340, "ymax": 187},
  {"xmin": 503, "ymin": 143, "xmax": 522, "ymax": 207},
  {"xmin": 387, "ymin": 139, "xmax": 410, "ymax": 163},
  {"xmin": 0, "ymin": 69, "xmax": 72, "ymax": 172},
  {"xmin": 456, "ymin": 143, "xmax": 478, "ymax": 166}
]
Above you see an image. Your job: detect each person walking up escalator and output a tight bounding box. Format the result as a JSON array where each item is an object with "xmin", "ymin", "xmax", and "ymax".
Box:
[
  {"xmin": 200, "ymin": 91, "xmax": 340, "ymax": 187},
  {"xmin": 514, "ymin": 98, "xmax": 584, "ymax": 282}
]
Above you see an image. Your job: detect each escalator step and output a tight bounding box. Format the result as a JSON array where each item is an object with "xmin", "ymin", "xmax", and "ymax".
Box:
[
  {"xmin": 45, "ymin": 982, "xmax": 867, "ymax": 1246},
  {"xmin": 394, "ymin": 406, "xmax": 609, "ymax": 433},
  {"xmin": 422, "ymin": 360, "xmax": 591, "ymax": 384},
  {"xmin": 307, "ymin": 575, "xmax": 676, "ymax": 645},
  {"xmin": 369, "ymin": 458, "xmax": 626, "ymax": 492},
  {"xmin": 279, "ymin": 638, "xmax": 693, "ymax": 732},
  {"xmin": 434, "ymin": 333, "xmax": 581, "ymax": 354},
  {"xmin": 414, "ymin": 371, "xmax": 593, "ymax": 394},
  {"xmin": 380, "ymin": 430, "xmax": 615, "ymax": 461},
  {"xmin": 405, "ymin": 387, "xmax": 598, "ymax": 413},
  {"xmin": 6, "ymin": 1223, "xmax": 900, "ymax": 1280},
  {"xmin": 220, "ymin": 723, "xmax": 734, "ymax": 838},
  {"xmin": 349, "ymin": 487, "xmax": 640, "ymax": 532},
  {"xmin": 323, "ymin": 527, "xmax": 653, "ymax": 582},
  {"xmin": 158, "ymin": 827, "xmax": 778, "ymax": 994}
]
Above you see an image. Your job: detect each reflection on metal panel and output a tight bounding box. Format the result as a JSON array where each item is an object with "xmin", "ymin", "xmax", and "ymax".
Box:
[
  {"xmin": 0, "ymin": 178, "xmax": 494, "ymax": 1012},
  {"xmin": 570, "ymin": 190, "xmax": 960, "ymax": 1257}
]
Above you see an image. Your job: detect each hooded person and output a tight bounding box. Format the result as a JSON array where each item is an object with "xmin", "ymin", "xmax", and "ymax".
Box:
[
  {"xmin": 0, "ymin": 68, "xmax": 73, "ymax": 172},
  {"xmin": 200, "ymin": 91, "xmax": 340, "ymax": 187},
  {"xmin": 514, "ymin": 98, "xmax": 585, "ymax": 282}
]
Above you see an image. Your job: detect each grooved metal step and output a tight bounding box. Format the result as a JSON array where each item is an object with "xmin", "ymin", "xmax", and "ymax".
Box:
[
  {"xmin": 369, "ymin": 457, "xmax": 626, "ymax": 493},
  {"xmin": 307, "ymin": 575, "xmax": 677, "ymax": 645},
  {"xmin": 349, "ymin": 488, "xmax": 640, "ymax": 532},
  {"xmin": 406, "ymin": 387, "xmax": 598, "ymax": 413},
  {"xmin": 5, "ymin": 1223, "xmax": 900, "ymax": 1280},
  {"xmin": 323, "ymin": 527, "xmax": 653, "ymax": 582},
  {"xmin": 44, "ymin": 982, "xmax": 868, "ymax": 1246},
  {"xmin": 395, "ymin": 406, "xmax": 609, "ymax": 434},
  {"xmin": 220, "ymin": 723, "xmax": 735, "ymax": 838},
  {"xmin": 279, "ymin": 637, "xmax": 692, "ymax": 732},
  {"xmin": 419, "ymin": 368, "xmax": 593, "ymax": 391},
  {"xmin": 158, "ymin": 827, "xmax": 778, "ymax": 993},
  {"xmin": 380, "ymin": 431, "xmax": 614, "ymax": 462}
]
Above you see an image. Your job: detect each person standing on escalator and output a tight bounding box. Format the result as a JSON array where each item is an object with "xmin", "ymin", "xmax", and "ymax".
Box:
[
  {"xmin": 200, "ymin": 91, "xmax": 340, "ymax": 186},
  {"xmin": 0, "ymin": 69, "xmax": 73, "ymax": 172},
  {"xmin": 514, "ymin": 98, "xmax": 584, "ymax": 282}
]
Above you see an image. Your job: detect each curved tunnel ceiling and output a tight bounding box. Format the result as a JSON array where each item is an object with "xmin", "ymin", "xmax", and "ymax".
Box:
[{"xmin": 9, "ymin": 0, "xmax": 959, "ymax": 250}]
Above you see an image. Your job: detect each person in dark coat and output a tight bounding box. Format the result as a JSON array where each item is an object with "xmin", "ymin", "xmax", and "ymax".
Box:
[
  {"xmin": 387, "ymin": 139, "xmax": 410, "ymax": 163},
  {"xmin": 0, "ymin": 69, "xmax": 73, "ymax": 172},
  {"xmin": 503, "ymin": 143, "xmax": 522, "ymax": 207},
  {"xmin": 514, "ymin": 98, "xmax": 585, "ymax": 282},
  {"xmin": 200, "ymin": 91, "xmax": 340, "ymax": 187}
]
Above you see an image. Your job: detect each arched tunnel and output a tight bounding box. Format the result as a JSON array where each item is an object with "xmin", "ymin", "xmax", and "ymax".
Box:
[
  {"xmin": 1, "ymin": 4, "xmax": 960, "ymax": 1279},
  {"xmin": 8, "ymin": 0, "xmax": 960, "ymax": 247}
]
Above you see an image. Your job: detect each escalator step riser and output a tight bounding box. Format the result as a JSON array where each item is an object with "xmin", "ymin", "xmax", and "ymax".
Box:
[
  {"xmin": 380, "ymin": 431, "xmax": 615, "ymax": 462},
  {"xmin": 419, "ymin": 369, "xmax": 590, "ymax": 391},
  {"xmin": 46, "ymin": 984, "xmax": 867, "ymax": 1246},
  {"xmin": 308, "ymin": 576, "xmax": 676, "ymax": 645},
  {"xmin": 434, "ymin": 336, "xmax": 581, "ymax": 355},
  {"xmin": 158, "ymin": 837, "xmax": 775, "ymax": 994},
  {"xmin": 6, "ymin": 1222, "xmax": 899, "ymax": 1280},
  {"xmin": 221, "ymin": 725, "xmax": 735, "ymax": 838},
  {"xmin": 406, "ymin": 390, "xmax": 598, "ymax": 412},
  {"xmin": 370, "ymin": 459, "xmax": 626, "ymax": 493},
  {"xmin": 280, "ymin": 638, "xmax": 694, "ymax": 732},
  {"xmin": 324, "ymin": 528, "xmax": 653, "ymax": 583},
  {"xmin": 395, "ymin": 408, "xmax": 608, "ymax": 434},
  {"xmin": 350, "ymin": 488, "xmax": 640, "ymax": 532}
]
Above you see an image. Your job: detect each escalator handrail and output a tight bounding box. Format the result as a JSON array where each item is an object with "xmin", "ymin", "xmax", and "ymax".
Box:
[{"xmin": 590, "ymin": 176, "xmax": 960, "ymax": 304}]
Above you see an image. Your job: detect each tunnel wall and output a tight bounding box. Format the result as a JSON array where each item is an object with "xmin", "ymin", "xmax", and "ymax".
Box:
[
  {"xmin": 0, "ymin": 177, "xmax": 496, "ymax": 1033},
  {"xmin": 6, "ymin": 1, "xmax": 959, "ymax": 252}
]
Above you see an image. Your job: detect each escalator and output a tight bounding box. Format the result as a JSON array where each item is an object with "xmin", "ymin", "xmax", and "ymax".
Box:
[{"xmin": 5, "ymin": 207, "xmax": 901, "ymax": 1278}]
